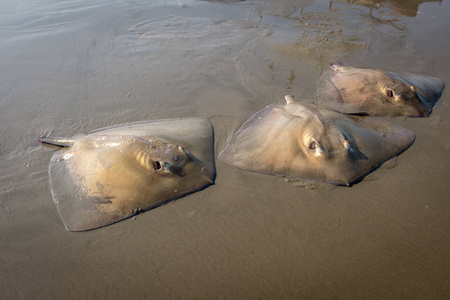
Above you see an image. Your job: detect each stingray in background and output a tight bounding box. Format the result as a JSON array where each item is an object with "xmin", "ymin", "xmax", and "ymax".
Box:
[
  {"xmin": 39, "ymin": 118, "xmax": 215, "ymax": 231},
  {"xmin": 316, "ymin": 63, "xmax": 445, "ymax": 117},
  {"xmin": 219, "ymin": 95, "xmax": 415, "ymax": 186}
]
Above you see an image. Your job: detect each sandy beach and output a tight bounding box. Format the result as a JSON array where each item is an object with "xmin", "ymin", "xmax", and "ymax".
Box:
[{"xmin": 1, "ymin": 0, "xmax": 450, "ymax": 298}]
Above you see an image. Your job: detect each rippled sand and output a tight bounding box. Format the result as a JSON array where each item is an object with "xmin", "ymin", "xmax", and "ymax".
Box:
[{"xmin": 1, "ymin": 0, "xmax": 450, "ymax": 298}]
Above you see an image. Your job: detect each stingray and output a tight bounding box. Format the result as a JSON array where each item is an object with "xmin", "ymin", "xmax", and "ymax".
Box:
[
  {"xmin": 316, "ymin": 63, "xmax": 445, "ymax": 117},
  {"xmin": 219, "ymin": 95, "xmax": 415, "ymax": 186},
  {"xmin": 39, "ymin": 118, "xmax": 215, "ymax": 231}
]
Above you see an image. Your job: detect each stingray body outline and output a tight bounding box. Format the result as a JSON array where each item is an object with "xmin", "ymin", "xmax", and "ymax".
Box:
[
  {"xmin": 316, "ymin": 64, "xmax": 445, "ymax": 117},
  {"xmin": 40, "ymin": 117, "xmax": 215, "ymax": 231},
  {"xmin": 219, "ymin": 95, "xmax": 415, "ymax": 186}
]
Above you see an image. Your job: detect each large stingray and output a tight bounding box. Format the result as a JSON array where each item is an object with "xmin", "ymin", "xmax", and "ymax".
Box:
[
  {"xmin": 219, "ymin": 95, "xmax": 415, "ymax": 186},
  {"xmin": 316, "ymin": 64, "xmax": 445, "ymax": 117},
  {"xmin": 39, "ymin": 118, "xmax": 215, "ymax": 231}
]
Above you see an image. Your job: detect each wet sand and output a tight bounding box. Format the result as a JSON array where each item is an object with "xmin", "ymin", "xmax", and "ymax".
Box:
[{"xmin": 1, "ymin": 0, "xmax": 450, "ymax": 298}]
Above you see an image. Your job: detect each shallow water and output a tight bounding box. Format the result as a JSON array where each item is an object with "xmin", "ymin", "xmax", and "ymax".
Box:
[{"xmin": 1, "ymin": 0, "xmax": 450, "ymax": 298}]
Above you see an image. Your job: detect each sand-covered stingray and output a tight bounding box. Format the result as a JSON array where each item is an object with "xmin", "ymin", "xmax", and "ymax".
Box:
[
  {"xmin": 219, "ymin": 95, "xmax": 415, "ymax": 186},
  {"xmin": 316, "ymin": 64, "xmax": 445, "ymax": 117},
  {"xmin": 39, "ymin": 118, "xmax": 215, "ymax": 231}
]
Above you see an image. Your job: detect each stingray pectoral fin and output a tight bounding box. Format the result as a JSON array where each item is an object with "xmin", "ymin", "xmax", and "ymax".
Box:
[
  {"xmin": 398, "ymin": 72, "xmax": 445, "ymax": 104},
  {"xmin": 48, "ymin": 155, "xmax": 121, "ymax": 231}
]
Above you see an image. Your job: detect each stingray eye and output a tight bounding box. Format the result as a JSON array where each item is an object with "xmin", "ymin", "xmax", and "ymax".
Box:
[
  {"xmin": 387, "ymin": 89, "xmax": 394, "ymax": 98},
  {"xmin": 309, "ymin": 140, "xmax": 318, "ymax": 150},
  {"xmin": 152, "ymin": 161, "xmax": 163, "ymax": 171},
  {"xmin": 308, "ymin": 140, "xmax": 324, "ymax": 157}
]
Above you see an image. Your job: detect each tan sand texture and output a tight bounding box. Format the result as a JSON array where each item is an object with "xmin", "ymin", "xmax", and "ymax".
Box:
[{"xmin": 1, "ymin": 0, "xmax": 449, "ymax": 298}]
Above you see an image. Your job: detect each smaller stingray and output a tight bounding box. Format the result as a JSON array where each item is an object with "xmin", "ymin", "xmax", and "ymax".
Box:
[
  {"xmin": 39, "ymin": 118, "xmax": 215, "ymax": 231},
  {"xmin": 219, "ymin": 95, "xmax": 415, "ymax": 186},
  {"xmin": 316, "ymin": 63, "xmax": 445, "ymax": 117}
]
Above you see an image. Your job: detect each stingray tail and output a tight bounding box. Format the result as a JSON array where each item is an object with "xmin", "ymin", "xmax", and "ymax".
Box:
[{"xmin": 38, "ymin": 136, "xmax": 75, "ymax": 147}]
